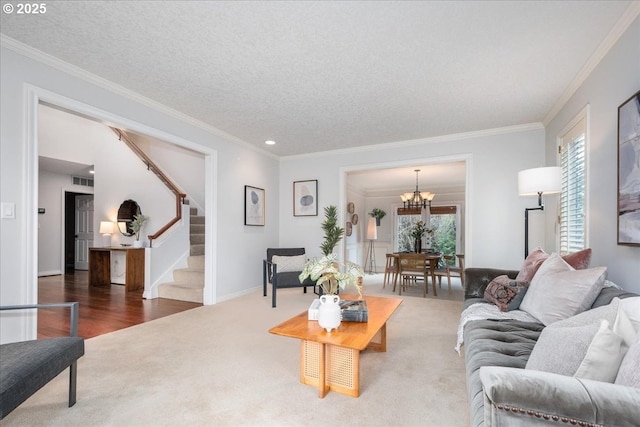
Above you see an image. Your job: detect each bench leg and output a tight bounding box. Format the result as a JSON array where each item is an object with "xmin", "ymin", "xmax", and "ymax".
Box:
[{"xmin": 68, "ymin": 361, "xmax": 77, "ymax": 407}]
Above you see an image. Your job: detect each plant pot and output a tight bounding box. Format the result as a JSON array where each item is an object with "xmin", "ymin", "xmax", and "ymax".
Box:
[
  {"xmin": 133, "ymin": 240, "xmax": 144, "ymax": 248},
  {"xmin": 318, "ymin": 294, "xmax": 341, "ymax": 332},
  {"xmin": 375, "ymin": 217, "xmax": 381, "ymax": 226},
  {"xmin": 414, "ymin": 239, "xmax": 422, "ymax": 253}
]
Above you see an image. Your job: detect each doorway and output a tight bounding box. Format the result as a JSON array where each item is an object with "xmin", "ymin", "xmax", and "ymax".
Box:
[{"xmin": 64, "ymin": 192, "xmax": 93, "ymax": 272}]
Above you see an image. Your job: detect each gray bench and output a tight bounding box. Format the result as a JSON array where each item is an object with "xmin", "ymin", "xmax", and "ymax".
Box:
[{"xmin": 0, "ymin": 302, "xmax": 85, "ymax": 419}]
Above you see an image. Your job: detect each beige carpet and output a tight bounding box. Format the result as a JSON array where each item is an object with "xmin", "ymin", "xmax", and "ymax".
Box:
[{"xmin": 3, "ymin": 274, "xmax": 469, "ymax": 426}]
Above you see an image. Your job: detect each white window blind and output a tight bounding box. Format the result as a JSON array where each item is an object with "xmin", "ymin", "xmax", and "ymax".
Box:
[{"xmin": 559, "ymin": 118, "xmax": 586, "ymax": 254}]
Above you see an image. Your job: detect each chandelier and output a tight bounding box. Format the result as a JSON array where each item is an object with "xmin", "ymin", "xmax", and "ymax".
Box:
[{"xmin": 400, "ymin": 169, "xmax": 435, "ymax": 209}]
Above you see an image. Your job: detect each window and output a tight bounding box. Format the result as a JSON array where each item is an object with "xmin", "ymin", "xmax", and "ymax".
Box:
[
  {"xmin": 395, "ymin": 206, "xmax": 458, "ymax": 256},
  {"xmin": 558, "ymin": 109, "xmax": 587, "ymax": 254}
]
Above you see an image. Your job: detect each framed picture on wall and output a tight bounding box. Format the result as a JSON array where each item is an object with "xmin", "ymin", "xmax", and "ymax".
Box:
[
  {"xmin": 293, "ymin": 179, "xmax": 318, "ymax": 216},
  {"xmin": 244, "ymin": 185, "xmax": 265, "ymax": 226},
  {"xmin": 617, "ymin": 89, "xmax": 640, "ymax": 246}
]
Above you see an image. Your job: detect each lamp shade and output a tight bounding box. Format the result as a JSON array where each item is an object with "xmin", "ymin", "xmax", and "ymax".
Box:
[
  {"xmin": 99, "ymin": 221, "xmax": 114, "ymax": 235},
  {"xmin": 518, "ymin": 167, "xmax": 561, "ymax": 196},
  {"xmin": 366, "ymin": 217, "xmax": 377, "ymax": 240}
]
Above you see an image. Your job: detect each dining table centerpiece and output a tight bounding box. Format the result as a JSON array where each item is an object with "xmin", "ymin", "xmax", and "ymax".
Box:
[{"xmin": 410, "ymin": 220, "xmax": 433, "ymax": 253}]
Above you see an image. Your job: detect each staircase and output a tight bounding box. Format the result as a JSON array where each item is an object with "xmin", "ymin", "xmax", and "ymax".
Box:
[{"xmin": 157, "ymin": 207, "xmax": 204, "ymax": 303}]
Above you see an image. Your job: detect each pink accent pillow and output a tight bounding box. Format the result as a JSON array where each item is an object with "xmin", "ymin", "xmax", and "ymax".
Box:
[
  {"xmin": 515, "ymin": 247, "xmax": 592, "ymax": 283},
  {"xmin": 515, "ymin": 247, "xmax": 547, "ymax": 282}
]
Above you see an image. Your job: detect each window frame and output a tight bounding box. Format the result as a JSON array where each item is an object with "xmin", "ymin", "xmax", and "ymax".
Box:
[{"xmin": 556, "ymin": 105, "xmax": 590, "ymax": 254}]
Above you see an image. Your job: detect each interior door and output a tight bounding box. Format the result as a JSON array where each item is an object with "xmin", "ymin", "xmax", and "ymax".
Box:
[{"xmin": 75, "ymin": 195, "xmax": 94, "ymax": 270}]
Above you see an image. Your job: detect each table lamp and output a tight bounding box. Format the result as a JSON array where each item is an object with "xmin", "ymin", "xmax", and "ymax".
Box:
[{"xmin": 99, "ymin": 221, "xmax": 114, "ymax": 247}]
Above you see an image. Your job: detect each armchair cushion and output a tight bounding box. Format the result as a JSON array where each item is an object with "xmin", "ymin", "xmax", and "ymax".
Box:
[{"xmin": 271, "ymin": 254, "xmax": 306, "ymax": 273}]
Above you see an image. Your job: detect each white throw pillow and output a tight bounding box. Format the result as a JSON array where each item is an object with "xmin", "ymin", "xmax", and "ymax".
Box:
[
  {"xmin": 519, "ymin": 253, "xmax": 606, "ymax": 325},
  {"xmin": 620, "ymin": 297, "xmax": 640, "ymax": 334},
  {"xmin": 271, "ymin": 254, "xmax": 306, "ymax": 273},
  {"xmin": 573, "ymin": 307, "xmax": 635, "ymax": 382}
]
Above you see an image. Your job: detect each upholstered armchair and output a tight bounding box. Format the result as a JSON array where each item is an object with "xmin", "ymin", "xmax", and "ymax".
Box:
[{"xmin": 263, "ymin": 248, "xmax": 316, "ymax": 307}]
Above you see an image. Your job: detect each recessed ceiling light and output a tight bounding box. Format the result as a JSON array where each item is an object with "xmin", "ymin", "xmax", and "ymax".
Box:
[
  {"xmin": 265, "ymin": 140, "xmax": 276, "ymax": 145},
  {"xmin": 89, "ymin": 169, "xmax": 95, "ymax": 174}
]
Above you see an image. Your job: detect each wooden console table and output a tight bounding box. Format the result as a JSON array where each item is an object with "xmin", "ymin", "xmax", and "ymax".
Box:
[
  {"xmin": 269, "ymin": 295, "xmax": 402, "ymax": 398},
  {"xmin": 88, "ymin": 247, "xmax": 145, "ymax": 292}
]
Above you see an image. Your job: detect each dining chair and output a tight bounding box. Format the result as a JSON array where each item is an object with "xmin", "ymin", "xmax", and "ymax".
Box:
[
  {"xmin": 383, "ymin": 253, "xmax": 398, "ymax": 289},
  {"xmin": 396, "ymin": 253, "xmax": 437, "ymax": 297},
  {"xmin": 447, "ymin": 254, "xmax": 465, "ymax": 289},
  {"xmin": 433, "ymin": 254, "xmax": 452, "ymax": 290}
]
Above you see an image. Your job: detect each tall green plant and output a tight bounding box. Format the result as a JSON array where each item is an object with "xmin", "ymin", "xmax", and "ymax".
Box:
[{"xmin": 320, "ymin": 205, "xmax": 344, "ymax": 256}]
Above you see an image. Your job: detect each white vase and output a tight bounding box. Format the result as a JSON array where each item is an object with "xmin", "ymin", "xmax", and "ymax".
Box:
[
  {"xmin": 133, "ymin": 240, "xmax": 144, "ymax": 248},
  {"xmin": 318, "ymin": 294, "xmax": 341, "ymax": 332}
]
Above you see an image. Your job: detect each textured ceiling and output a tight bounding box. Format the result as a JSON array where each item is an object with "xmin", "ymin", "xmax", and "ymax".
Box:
[{"xmin": 0, "ymin": 1, "xmax": 634, "ymax": 157}]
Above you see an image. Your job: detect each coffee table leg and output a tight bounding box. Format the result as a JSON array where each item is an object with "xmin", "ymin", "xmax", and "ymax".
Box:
[{"xmin": 366, "ymin": 323, "xmax": 387, "ymax": 352}]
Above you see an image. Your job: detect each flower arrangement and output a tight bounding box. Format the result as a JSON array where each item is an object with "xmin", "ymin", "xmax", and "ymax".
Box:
[
  {"xmin": 410, "ymin": 221, "xmax": 433, "ymax": 240},
  {"xmin": 299, "ymin": 253, "xmax": 364, "ymax": 297},
  {"xmin": 130, "ymin": 214, "xmax": 149, "ymax": 241}
]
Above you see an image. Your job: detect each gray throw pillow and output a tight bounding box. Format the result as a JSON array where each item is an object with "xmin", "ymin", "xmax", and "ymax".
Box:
[{"xmin": 519, "ymin": 253, "xmax": 606, "ymax": 325}]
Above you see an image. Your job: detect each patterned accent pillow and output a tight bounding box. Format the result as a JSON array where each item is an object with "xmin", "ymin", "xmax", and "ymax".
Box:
[
  {"xmin": 483, "ymin": 275, "xmax": 529, "ymax": 312},
  {"xmin": 515, "ymin": 247, "xmax": 592, "ymax": 283},
  {"xmin": 271, "ymin": 254, "xmax": 306, "ymax": 273}
]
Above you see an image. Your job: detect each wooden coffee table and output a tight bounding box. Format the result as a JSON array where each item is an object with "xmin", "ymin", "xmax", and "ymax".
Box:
[{"xmin": 269, "ymin": 294, "xmax": 402, "ymax": 398}]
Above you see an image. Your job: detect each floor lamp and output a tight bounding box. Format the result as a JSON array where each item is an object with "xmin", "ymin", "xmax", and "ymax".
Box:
[
  {"xmin": 365, "ymin": 217, "xmax": 377, "ymax": 274},
  {"xmin": 518, "ymin": 166, "xmax": 561, "ymax": 259}
]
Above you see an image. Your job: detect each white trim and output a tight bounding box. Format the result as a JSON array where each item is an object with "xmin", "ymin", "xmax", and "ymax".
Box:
[{"xmin": 544, "ymin": 3, "xmax": 640, "ymax": 126}]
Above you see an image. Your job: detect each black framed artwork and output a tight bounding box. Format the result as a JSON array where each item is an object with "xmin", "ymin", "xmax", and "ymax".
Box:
[
  {"xmin": 244, "ymin": 185, "xmax": 265, "ymax": 226},
  {"xmin": 617, "ymin": 89, "xmax": 640, "ymax": 246},
  {"xmin": 293, "ymin": 180, "xmax": 318, "ymax": 216}
]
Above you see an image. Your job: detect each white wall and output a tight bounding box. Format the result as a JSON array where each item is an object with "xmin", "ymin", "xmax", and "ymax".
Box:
[
  {"xmin": 0, "ymin": 44, "xmax": 279, "ymax": 343},
  {"xmin": 544, "ymin": 17, "xmax": 640, "ymax": 292},
  {"xmin": 279, "ymin": 125, "xmax": 547, "ymax": 272},
  {"xmin": 37, "ymin": 170, "xmax": 94, "ymax": 275}
]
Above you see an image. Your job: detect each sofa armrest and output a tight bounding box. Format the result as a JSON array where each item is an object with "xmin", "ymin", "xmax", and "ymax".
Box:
[
  {"xmin": 480, "ymin": 366, "xmax": 640, "ymax": 427},
  {"xmin": 464, "ymin": 268, "xmax": 519, "ymax": 300}
]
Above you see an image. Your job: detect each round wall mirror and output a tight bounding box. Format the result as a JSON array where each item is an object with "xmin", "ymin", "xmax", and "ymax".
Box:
[{"xmin": 117, "ymin": 199, "xmax": 141, "ymax": 237}]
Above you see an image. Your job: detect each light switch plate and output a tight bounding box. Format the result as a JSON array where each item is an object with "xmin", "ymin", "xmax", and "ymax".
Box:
[{"xmin": 1, "ymin": 202, "xmax": 16, "ymax": 219}]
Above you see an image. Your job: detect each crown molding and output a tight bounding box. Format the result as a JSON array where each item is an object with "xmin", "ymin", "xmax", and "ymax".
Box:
[
  {"xmin": 543, "ymin": 2, "xmax": 640, "ymax": 126},
  {"xmin": 0, "ymin": 34, "xmax": 279, "ymax": 160}
]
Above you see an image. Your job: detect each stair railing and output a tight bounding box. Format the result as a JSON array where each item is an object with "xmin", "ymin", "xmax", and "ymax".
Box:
[{"xmin": 111, "ymin": 128, "xmax": 187, "ymax": 247}]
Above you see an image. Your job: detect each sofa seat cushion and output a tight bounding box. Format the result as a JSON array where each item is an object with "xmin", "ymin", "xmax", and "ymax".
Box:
[
  {"xmin": 463, "ymin": 319, "xmax": 544, "ymax": 427},
  {"xmin": 0, "ymin": 337, "xmax": 85, "ymax": 418}
]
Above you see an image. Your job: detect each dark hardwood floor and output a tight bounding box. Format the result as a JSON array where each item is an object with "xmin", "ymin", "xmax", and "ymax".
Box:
[{"xmin": 38, "ymin": 271, "xmax": 202, "ymax": 339}]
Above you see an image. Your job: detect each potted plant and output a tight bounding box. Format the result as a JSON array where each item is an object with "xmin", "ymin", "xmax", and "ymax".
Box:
[
  {"xmin": 301, "ymin": 205, "xmax": 363, "ymax": 295},
  {"xmin": 410, "ymin": 220, "xmax": 433, "ymax": 253},
  {"xmin": 130, "ymin": 214, "xmax": 149, "ymax": 247},
  {"xmin": 369, "ymin": 208, "xmax": 386, "ymax": 226}
]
